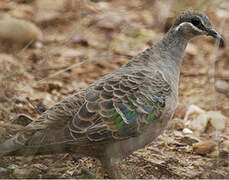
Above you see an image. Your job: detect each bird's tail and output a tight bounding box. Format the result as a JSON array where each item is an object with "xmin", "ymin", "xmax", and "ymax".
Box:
[
  {"xmin": 0, "ymin": 135, "xmax": 24, "ymax": 156},
  {"xmin": 0, "ymin": 129, "xmax": 72, "ymax": 157}
]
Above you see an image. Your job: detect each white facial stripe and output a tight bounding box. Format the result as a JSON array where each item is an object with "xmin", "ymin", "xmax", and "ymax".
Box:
[
  {"xmin": 175, "ymin": 22, "xmax": 185, "ymax": 31},
  {"xmin": 175, "ymin": 22, "xmax": 203, "ymax": 33}
]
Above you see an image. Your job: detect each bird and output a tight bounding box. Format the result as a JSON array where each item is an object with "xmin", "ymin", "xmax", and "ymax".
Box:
[{"xmin": 0, "ymin": 10, "xmax": 224, "ymax": 178}]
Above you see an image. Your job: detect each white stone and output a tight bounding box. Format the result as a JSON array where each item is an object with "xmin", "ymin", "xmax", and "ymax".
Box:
[
  {"xmin": 183, "ymin": 128, "xmax": 193, "ymax": 134},
  {"xmin": 207, "ymin": 111, "xmax": 228, "ymax": 131}
]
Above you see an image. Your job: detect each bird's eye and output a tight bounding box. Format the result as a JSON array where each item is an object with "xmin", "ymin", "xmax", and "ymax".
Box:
[{"xmin": 191, "ymin": 18, "xmax": 201, "ymax": 26}]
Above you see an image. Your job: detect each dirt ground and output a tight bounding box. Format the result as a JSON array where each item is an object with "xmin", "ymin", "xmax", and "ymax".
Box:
[{"xmin": 0, "ymin": 0, "xmax": 228, "ymax": 179}]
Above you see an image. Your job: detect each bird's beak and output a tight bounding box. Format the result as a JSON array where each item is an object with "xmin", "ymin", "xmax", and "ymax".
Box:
[{"xmin": 207, "ymin": 29, "xmax": 225, "ymax": 48}]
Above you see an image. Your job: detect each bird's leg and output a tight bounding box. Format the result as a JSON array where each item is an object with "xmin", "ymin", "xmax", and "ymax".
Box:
[{"xmin": 101, "ymin": 158, "xmax": 122, "ymax": 179}]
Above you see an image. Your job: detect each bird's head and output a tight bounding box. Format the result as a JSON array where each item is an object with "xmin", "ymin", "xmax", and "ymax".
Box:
[{"xmin": 172, "ymin": 10, "xmax": 225, "ymax": 47}]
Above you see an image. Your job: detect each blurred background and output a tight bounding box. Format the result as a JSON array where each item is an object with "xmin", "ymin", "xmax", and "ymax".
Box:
[{"xmin": 0, "ymin": 0, "xmax": 228, "ymax": 178}]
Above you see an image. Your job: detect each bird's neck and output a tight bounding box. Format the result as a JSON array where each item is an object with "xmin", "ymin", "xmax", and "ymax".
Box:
[
  {"xmin": 150, "ymin": 29, "xmax": 191, "ymax": 92},
  {"xmin": 156, "ymin": 29, "xmax": 190, "ymax": 72}
]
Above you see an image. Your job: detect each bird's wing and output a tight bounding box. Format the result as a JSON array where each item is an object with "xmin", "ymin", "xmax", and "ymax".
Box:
[
  {"xmin": 0, "ymin": 69, "xmax": 172, "ymax": 155},
  {"xmin": 68, "ymin": 69, "xmax": 172, "ymax": 142}
]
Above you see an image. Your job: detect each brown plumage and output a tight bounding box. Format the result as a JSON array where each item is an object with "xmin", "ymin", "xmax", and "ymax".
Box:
[{"xmin": 0, "ymin": 11, "xmax": 224, "ymax": 178}]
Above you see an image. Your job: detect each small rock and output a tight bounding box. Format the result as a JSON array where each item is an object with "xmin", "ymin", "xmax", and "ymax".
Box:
[
  {"xmin": 97, "ymin": 2, "xmax": 110, "ymax": 10},
  {"xmin": 8, "ymin": 164, "xmax": 19, "ymax": 170},
  {"xmin": 95, "ymin": 12, "xmax": 126, "ymax": 30},
  {"xmin": 35, "ymin": 0, "xmax": 67, "ymax": 24},
  {"xmin": 0, "ymin": 18, "xmax": 43, "ymax": 46},
  {"xmin": 35, "ymin": 10, "xmax": 62, "ymax": 24},
  {"xmin": 35, "ymin": 0, "xmax": 66, "ymax": 26},
  {"xmin": 11, "ymin": 94, "xmax": 27, "ymax": 104},
  {"xmin": 189, "ymin": 113, "xmax": 208, "ymax": 133},
  {"xmin": 34, "ymin": 41, "xmax": 43, "ymax": 49},
  {"xmin": 184, "ymin": 104, "xmax": 205, "ymax": 122},
  {"xmin": 185, "ymin": 105, "xmax": 228, "ymax": 133},
  {"xmin": 215, "ymin": 80, "xmax": 229, "ymax": 96},
  {"xmin": 181, "ymin": 134, "xmax": 200, "ymax": 145},
  {"xmin": 193, "ymin": 141, "xmax": 216, "ymax": 155},
  {"xmin": 183, "ymin": 128, "xmax": 193, "ymax": 134},
  {"xmin": 184, "ymin": 105, "xmax": 206, "ymax": 132},
  {"xmin": 207, "ymin": 111, "xmax": 228, "ymax": 131}
]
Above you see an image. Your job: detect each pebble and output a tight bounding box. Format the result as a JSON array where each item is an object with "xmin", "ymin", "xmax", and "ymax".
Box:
[
  {"xmin": 8, "ymin": 164, "xmax": 19, "ymax": 170},
  {"xmin": 35, "ymin": 0, "xmax": 66, "ymax": 24},
  {"xmin": 208, "ymin": 111, "xmax": 228, "ymax": 131},
  {"xmin": 215, "ymin": 80, "xmax": 229, "ymax": 96},
  {"xmin": 0, "ymin": 18, "xmax": 43, "ymax": 46},
  {"xmin": 185, "ymin": 105, "xmax": 228, "ymax": 133},
  {"xmin": 192, "ymin": 141, "xmax": 216, "ymax": 155},
  {"xmin": 95, "ymin": 12, "xmax": 126, "ymax": 30},
  {"xmin": 183, "ymin": 128, "xmax": 193, "ymax": 134},
  {"xmin": 181, "ymin": 134, "xmax": 200, "ymax": 145},
  {"xmin": 35, "ymin": 10, "xmax": 62, "ymax": 24},
  {"xmin": 189, "ymin": 113, "xmax": 208, "ymax": 133}
]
